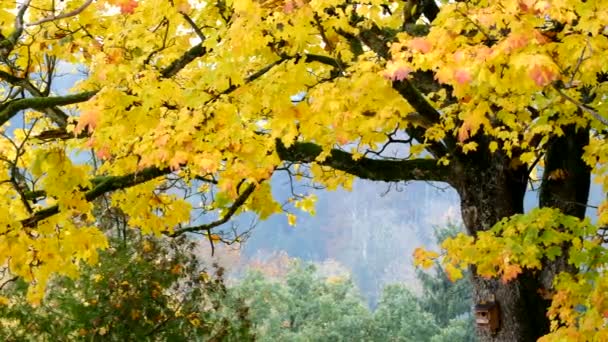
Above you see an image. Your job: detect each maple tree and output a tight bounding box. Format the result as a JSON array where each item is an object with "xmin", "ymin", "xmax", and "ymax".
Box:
[{"xmin": 0, "ymin": 0, "xmax": 607, "ymax": 340}]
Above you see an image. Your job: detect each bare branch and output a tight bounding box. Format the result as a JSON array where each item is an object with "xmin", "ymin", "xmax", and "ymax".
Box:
[
  {"xmin": 180, "ymin": 12, "xmax": 205, "ymax": 42},
  {"xmin": 161, "ymin": 43, "xmax": 207, "ymax": 78},
  {"xmin": 170, "ymin": 183, "xmax": 257, "ymax": 236},
  {"xmin": 0, "ymin": 70, "xmax": 73, "ymax": 126}
]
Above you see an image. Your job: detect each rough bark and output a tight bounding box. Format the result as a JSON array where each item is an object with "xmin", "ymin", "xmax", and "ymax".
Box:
[
  {"xmin": 537, "ymin": 124, "xmax": 590, "ymax": 303},
  {"xmin": 454, "ymin": 151, "xmax": 550, "ymax": 341},
  {"xmin": 539, "ymin": 124, "xmax": 590, "ymax": 218},
  {"xmin": 277, "ymin": 140, "xmax": 452, "ymax": 183},
  {"xmin": 452, "ymin": 125, "xmax": 591, "ymax": 341}
]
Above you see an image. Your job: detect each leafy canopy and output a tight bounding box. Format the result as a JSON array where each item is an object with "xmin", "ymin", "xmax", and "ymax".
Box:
[{"xmin": 0, "ymin": 0, "xmax": 607, "ymax": 339}]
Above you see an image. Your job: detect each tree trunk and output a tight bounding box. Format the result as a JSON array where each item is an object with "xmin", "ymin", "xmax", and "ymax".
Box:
[
  {"xmin": 539, "ymin": 124, "xmax": 590, "ymax": 217},
  {"xmin": 455, "ymin": 152, "xmax": 549, "ymax": 341},
  {"xmin": 453, "ymin": 125, "xmax": 591, "ymax": 341},
  {"xmin": 537, "ymin": 124, "xmax": 590, "ymax": 307}
]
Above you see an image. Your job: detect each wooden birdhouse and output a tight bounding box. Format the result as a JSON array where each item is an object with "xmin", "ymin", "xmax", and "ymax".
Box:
[{"xmin": 474, "ymin": 300, "xmax": 500, "ymax": 335}]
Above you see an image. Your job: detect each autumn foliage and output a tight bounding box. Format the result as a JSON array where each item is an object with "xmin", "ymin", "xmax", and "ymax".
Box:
[{"xmin": 0, "ymin": 0, "xmax": 607, "ymax": 340}]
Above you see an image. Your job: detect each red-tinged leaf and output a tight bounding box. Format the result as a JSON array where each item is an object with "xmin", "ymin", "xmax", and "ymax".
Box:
[
  {"xmin": 529, "ymin": 64, "xmax": 558, "ymax": 87},
  {"xmin": 533, "ymin": 30, "xmax": 550, "ymax": 45},
  {"xmin": 518, "ymin": 0, "xmax": 536, "ymax": 13},
  {"xmin": 169, "ymin": 151, "xmax": 189, "ymax": 171},
  {"xmin": 409, "ymin": 38, "xmax": 432, "ymax": 54},
  {"xmin": 96, "ymin": 146, "xmax": 111, "ymax": 160},
  {"xmin": 283, "ymin": 1, "xmax": 295, "ymax": 13},
  {"xmin": 336, "ymin": 133, "xmax": 349, "ymax": 145},
  {"xmin": 454, "ymin": 69, "xmax": 472, "ymax": 85},
  {"xmin": 390, "ymin": 67, "xmax": 411, "ymax": 81},
  {"xmin": 506, "ymin": 33, "xmax": 530, "ymax": 51},
  {"xmin": 458, "ymin": 122, "xmax": 471, "ymax": 142},
  {"xmin": 176, "ymin": 0, "xmax": 191, "ymax": 12},
  {"xmin": 384, "ymin": 61, "xmax": 412, "ymax": 81},
  {"xmin": 453, "ymin": 50, "xmax": 465, "ymax": 63}
]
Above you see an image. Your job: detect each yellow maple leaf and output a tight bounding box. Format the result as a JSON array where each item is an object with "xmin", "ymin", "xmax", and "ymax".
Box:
[
  {"xmin": 413, "ymin": 247, "xmax": 439, "ymax": 269},
  {"xmin": 287, "ymin": 213, "xmax": 297, "ymax": 226}
]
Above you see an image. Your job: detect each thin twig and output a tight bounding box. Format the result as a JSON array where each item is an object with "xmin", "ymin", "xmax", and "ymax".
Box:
[
  {"xmin": 27, "ymin": 0, "xmax": 94, "ymax": 26},
  {"xmin": 553, "ymin": 85, "xmax": 608, "ymax": 126},
  {"xmin": 567, "ymin": 41, "xmax": 588, "ymax": 87},
  {"xmin": 170, "ymin": 183, "xmax": 257, "ymax": 236}
]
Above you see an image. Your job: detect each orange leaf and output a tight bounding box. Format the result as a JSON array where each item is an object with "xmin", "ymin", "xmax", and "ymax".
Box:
[
  {"xmin": 119, "ymin": 0, "xmax": 138, "ymax": 14},
  {"xmin": 413, "ymin": 247, "xmax": 439, "ymax": 269},
  {"xmin": 75, "ymin": 107, "xmax": 101, "ymax": 134},
  {"xmin": 458, "ymin": 121, "xmax": 471, "ymax": 142},
  {"xmin": 501, "ymin": 264, "xmax": 522, "ymax": 283},
  {"xmin": 409, "ymin": 38, "xmax": 432, "ymax": 54},
  {"xmin": 390, "ymin": 67, "xmax": 411, "ymax": 81},
  {"xmin": 96, "ymin": 146, "xmax": 111, "ymax": 160},
  {"xmin": 529, "ymin": 64, "xmax": 558, "ymax": 87}
]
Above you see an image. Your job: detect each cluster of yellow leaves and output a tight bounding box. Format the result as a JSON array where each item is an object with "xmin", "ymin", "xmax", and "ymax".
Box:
[
  {"xmin": 111, "ymin": 179, "xmax": 191, "ymax": 236},
  {"xmin": 0, "ymin": 222, "xmax": 108, "ymax": 305},
  {"xmin": 388, "ymin": 0, "xmax": 608, "ymax": 158},
  {"xmin": 0, "ymin": 128, "xmax": 109, "ymax": 304},
  {"xmin": 0, "ymin": 0, "xmax": 376, "ymax": 303}
]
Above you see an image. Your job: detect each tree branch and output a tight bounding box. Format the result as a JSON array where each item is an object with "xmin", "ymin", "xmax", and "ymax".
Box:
[
  {"xmin": 353, "ymin": 24, "xmax": 450, "ymax": 156},
  {"xmin": 161, "ymin": 43, "xmax": 206, "ymax": 78},
  {"xmin": 392, "ymin": 79, "xmax": 452, "ymax": 157},
  {"xmin": 276, "ymin": 140, "xmax": 452, "ymax": 183},
  {"xmin": 0, "ymin": 0, "xmax": 30, "ymax": 52},
  {"xmin": 170, "ymin": 183, "xmax": 257, "ymax": 236},
  {"xmin": 0, "ymin": 91, "xmax": 96, "ymax": 126},
  {"xmin": 0, "ymin": 71, "xmax": 74, "ymax": 126},
  {"xmin": 27, "ymin": 0, "xmax": 94, "ymax": 26},
  {"xmin": 553, "ymin": 85, "xmax": 608, "ymax": 126},
  {"xmin": 20, "ymin": 166, "xmax": 173, "ymax": 228},
  {"xmin": 421, "ymin": 0, "xmax": 440, "ymax": 22},
  {"xmin": 0, "ymin": 41, "xmax": 208, "ymax": 129}
]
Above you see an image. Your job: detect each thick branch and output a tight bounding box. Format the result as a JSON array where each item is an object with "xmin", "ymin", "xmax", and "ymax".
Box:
[
  {"xmin": 0, "ymin": 42, "xmax": 207, "ymax": 129},
  {"xmin": 0, "ymin": 70, "xmax": 26, "ymax": 85},
  {"xmin": 421, "ymin": 0, "xmax": 440, "ymax": 22},
  {"xmin": 354, "ymin": 24, "xmax": 450, "ymax": 156},
  {"xmin": 161, "ymin": 43, "xmax": 206, "ymax": 78},
  {"xmin": 276, "ymin": 140, "xmax": 451, "ymax": 183},
  {"xmin": 392, "ymin": 79, "xmax": 453, "ymax": 157},
  {"xmin": 392, "ymin": 80, "xmax": 440, "ymax": 123},
  {"xmin": 0, "ymin": 91, "xmax": 96, "ymax": 126},
  {"xmin": 553, "ymin": 85, "xmax": 608, "ymax": 126},
  {"xmin": 21, "ymin": 166, "xmax": 172, "ymax": 227},
  {"xmin": 170, "ymin": 183, "xmax": 257, "ymax": 236},
  {"xmin": 0, "ymin": 0, "xmax": 29, "ymax": 51},
  {"xmin": 0, "ymin": 71, "xmax": 73, "ymax": 126}
]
